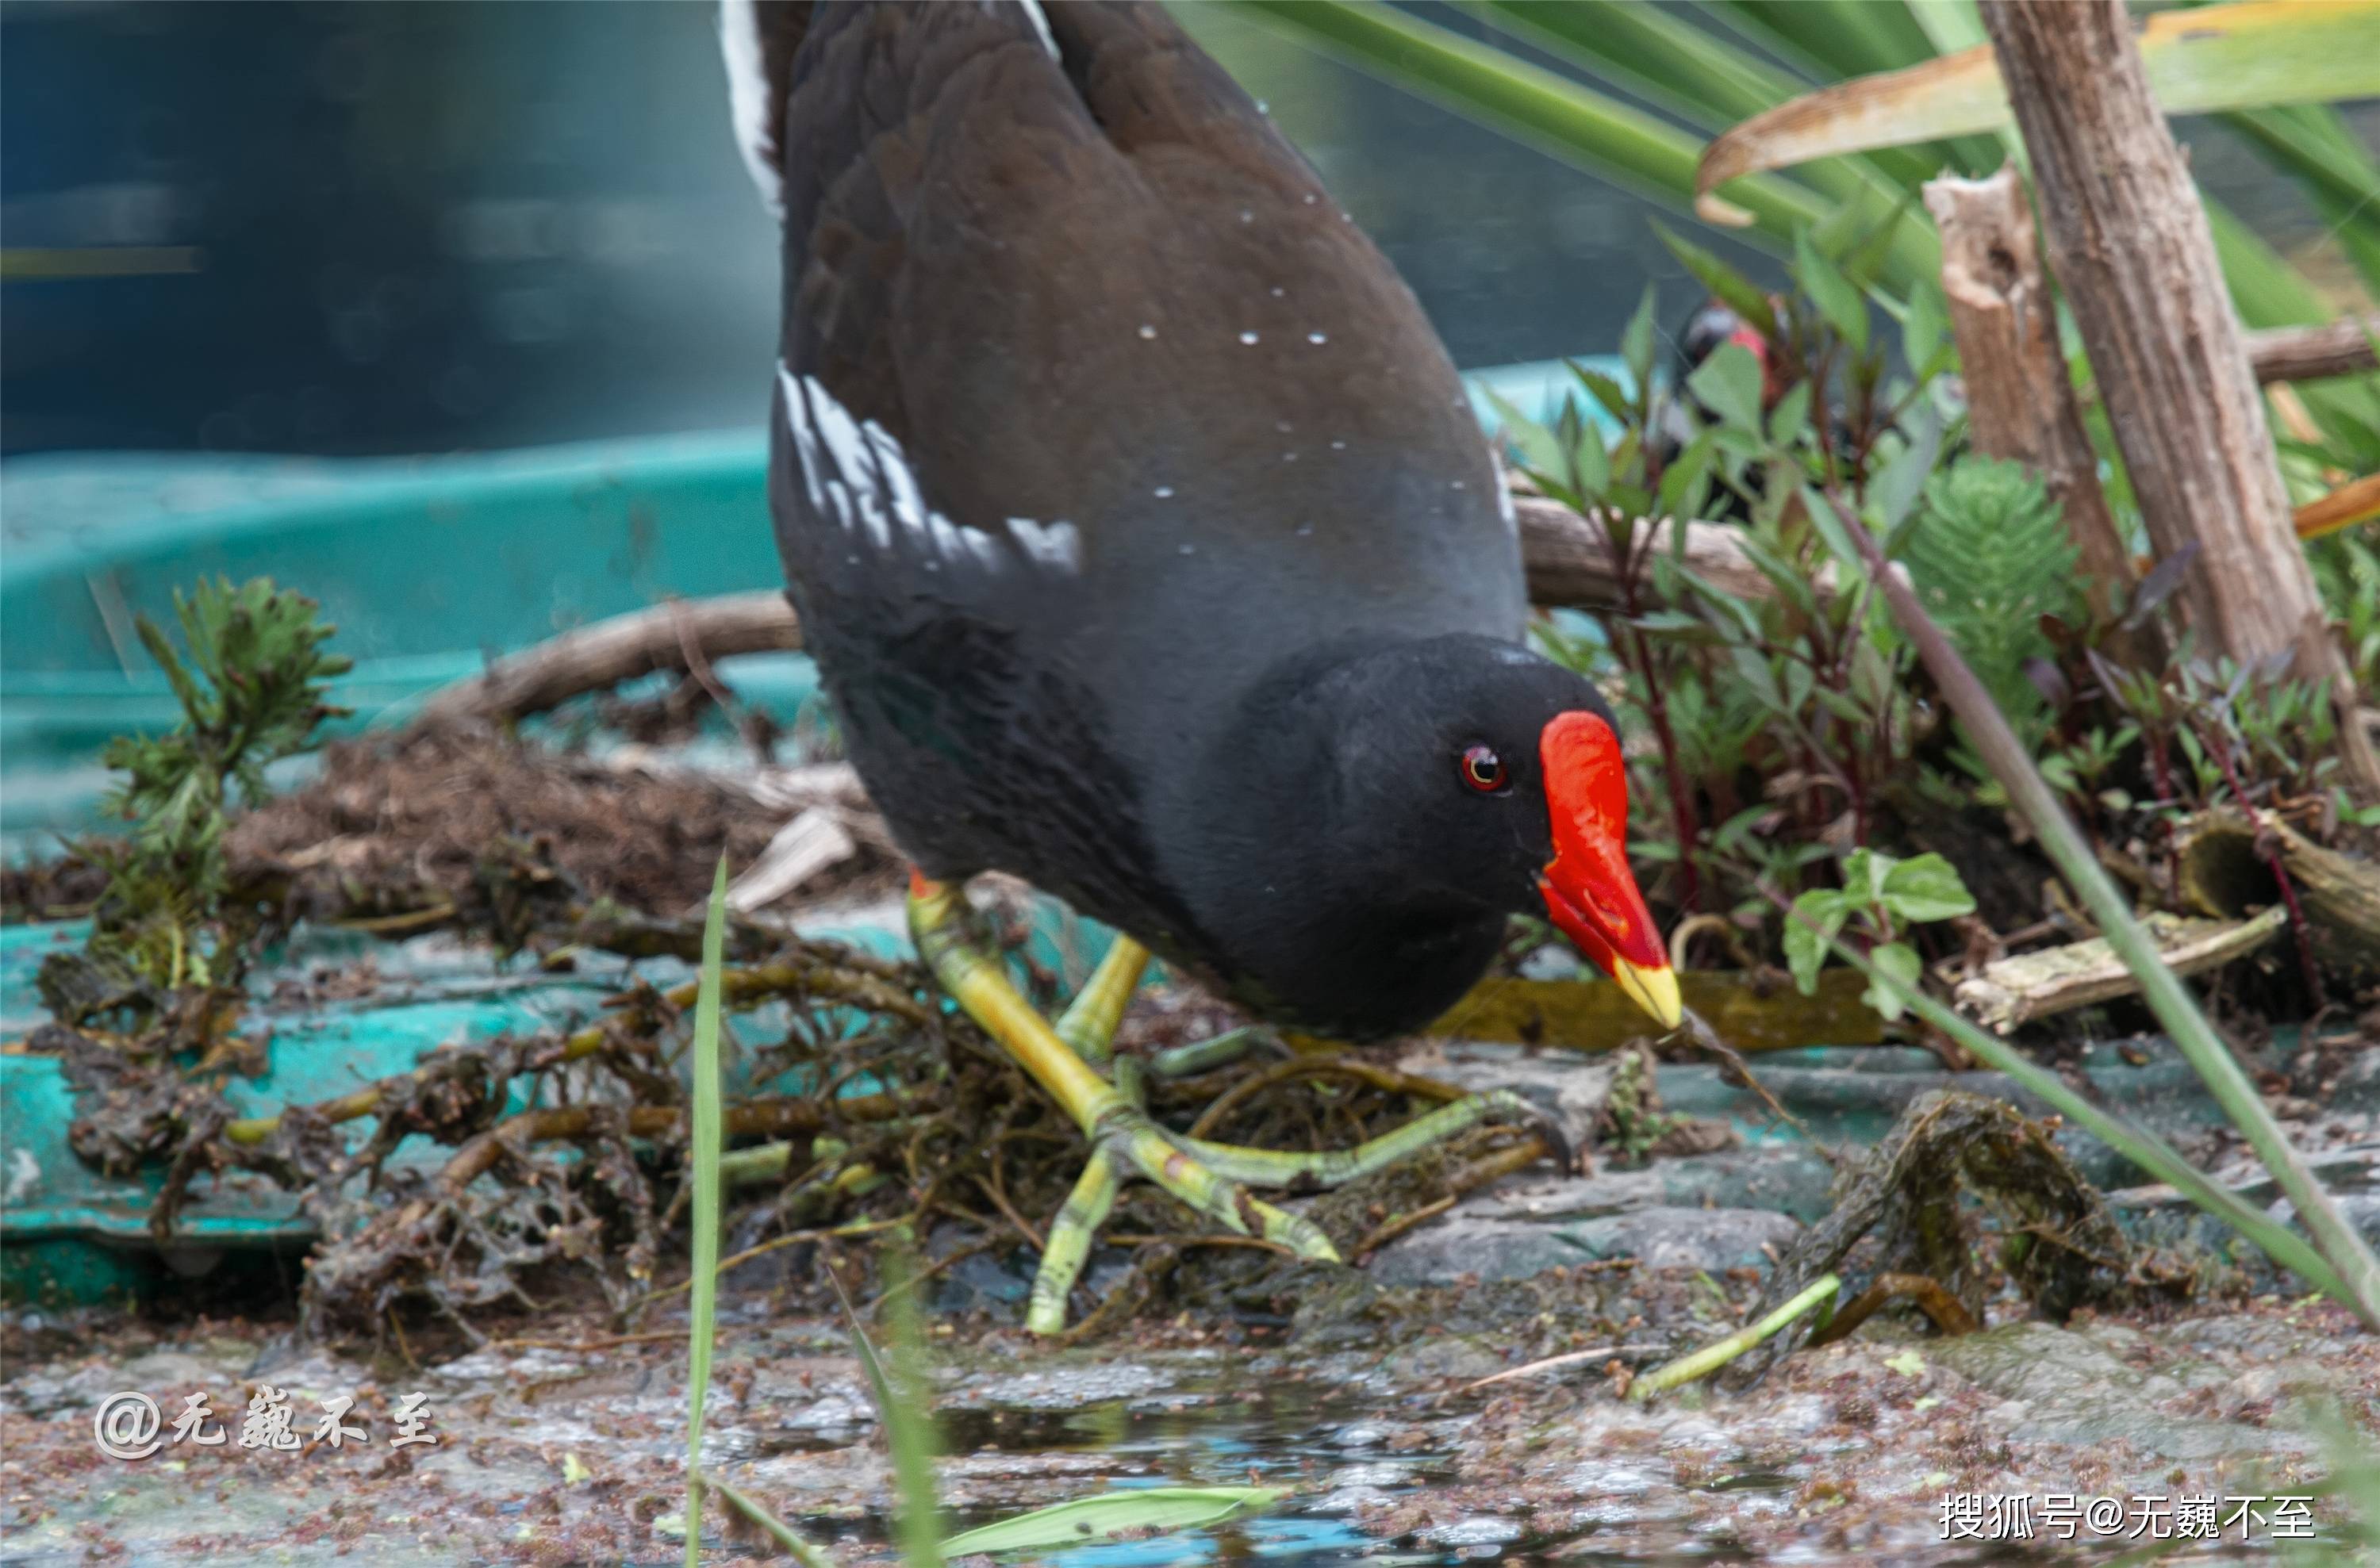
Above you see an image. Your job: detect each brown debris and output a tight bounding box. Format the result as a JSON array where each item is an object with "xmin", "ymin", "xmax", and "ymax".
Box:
[
  {"xmin": 1727, "ymin": 1090, "xmax": 2176, "ymax": 1382},
  {"xmin": 225, "ymin": 720, "xmax": 872, "ymax": 921}
]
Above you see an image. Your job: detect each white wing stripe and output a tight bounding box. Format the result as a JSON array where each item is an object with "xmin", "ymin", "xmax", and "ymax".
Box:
[{"xmin": 777, "ymin": 362, "xmax": 1073, "ymax": 576}]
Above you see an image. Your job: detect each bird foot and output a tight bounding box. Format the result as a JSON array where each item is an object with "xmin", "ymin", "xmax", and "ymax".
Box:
[{"xmin": 905, "ymin": 872, "xmax": 1558, "ymax": 1334}]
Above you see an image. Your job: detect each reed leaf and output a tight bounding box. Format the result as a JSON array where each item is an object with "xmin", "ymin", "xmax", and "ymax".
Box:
[
  {"xmin": 941, "ymin": 1488, "xmax": 1288, "ymax": 1555},
  {"xmin": 1221, "ymin": 0, "xmax": 1855, "ymax": 253}
]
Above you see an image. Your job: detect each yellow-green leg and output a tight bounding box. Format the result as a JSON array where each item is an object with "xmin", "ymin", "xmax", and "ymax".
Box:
[{"xmin": 908, "ymin": 874, "xmax": 1561, "ymax": 1334}]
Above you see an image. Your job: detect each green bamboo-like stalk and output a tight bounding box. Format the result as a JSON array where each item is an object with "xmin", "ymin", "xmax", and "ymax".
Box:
[{"xmin": 1815, "ymin": 489, "xmax": 2380, "ymax": 1327}]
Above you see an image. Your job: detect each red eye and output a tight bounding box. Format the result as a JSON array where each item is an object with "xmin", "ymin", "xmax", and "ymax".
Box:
[{"xmin": 1461, "ymin": 743, "xmax": 1508, "ymax": 794}]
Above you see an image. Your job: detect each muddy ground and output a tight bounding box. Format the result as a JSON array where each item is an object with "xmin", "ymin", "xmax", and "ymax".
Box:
[{"xmin": 0, "ymin": 1270, "xmax": 2359, "ymax": 1563}]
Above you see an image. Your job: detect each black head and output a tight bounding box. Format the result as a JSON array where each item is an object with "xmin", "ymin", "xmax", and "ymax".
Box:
[{"xmin": 1177, "ymin": 634, "xmax": 1676, "ymax": 1038}]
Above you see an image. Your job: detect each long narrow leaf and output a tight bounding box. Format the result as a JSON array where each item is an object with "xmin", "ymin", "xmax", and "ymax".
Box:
[
  {"xmin": 1696, "ymin": 0, "xmax": 2006, "ymax": 174},
  {"xmin": 2221, "ymin": 104, "xmax": 2380, "ymax": 301},
  {"xmin": 1468, "ymin": 0, "xmax": 1941, "ymax": 215},
  {"xmin": 942, "ymin": 1488, "xmax": 1288, "ymax": 1556},
  {"xmin": 1812, "ymin": 488, "xmax": 2380, "ymax": 1327},
  {"xmin": 684, "ymin": 857, "xmax": 730, "ymax": 1568},
  {"xmin": 1223, "ymin": 1, "xmax": 1846, "ymax": 248},
  {"xmin": 1695, "ymin": 2, "xmax": 2380, "ymax": 217}
]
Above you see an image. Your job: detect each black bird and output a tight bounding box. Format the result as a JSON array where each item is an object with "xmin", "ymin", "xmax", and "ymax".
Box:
[
  {"xmin": 722, "ymin": 0, "xmax": 1677, "ymax": 1331},
  {"xmin": 1653, "ymin": 299, "xmax": 1789, "ymax": 520}
]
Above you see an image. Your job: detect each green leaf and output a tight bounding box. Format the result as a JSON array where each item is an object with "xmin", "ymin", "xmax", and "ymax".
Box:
[
  {"xmin": 1767, "ymin": 378, "xmax": 1814, "ymax": 447},
  {"xmin": 942, "ymin": 1488, "xmax": 1289, "ymax": 1556},
  {"xmin": 1226, "ymin": 2, "xmax": 1844, "ymax": 251},
  {"xmin": 1657, "ymin": 427, "xmax": 1719, "ymax": 521},
  {"xmin": 1879, "ymin": 852, "xmax": 1978, "ymax": 922},
  {"xmin": 1568, "ymin": 408, "xmax": 1613, "ymax": 496},
  {"xmin": 1483, "ymin": 386, "xmax": 1566, "ymax": 479},
  {"xmin": 1862, "ymin": 940, "xmax": 1923, "ymax": 1022},
  {"xmin": 1570, "ymin": 358, "xmax": 1639, "ymax": 427},
  {"xmin": 1901, "ymin": 276, "xmax": 1948, "ymax": 379},
  {"xmin": 1869, "ymin": 400, "xmax": 1944, "ymax": 534},
  {"xmin": 1653, "ymin": 220, "xmax": 1779, "ymax": 339},
  {"xmin": 1687, "ymin": 342, "xmax": 1767, "ymax": 435},
  {"xmin": 1695, "ymin": 4, "xmax": 2380, "ymax": 191},
  {"xmin": 1841, "ymin": 845, "xmax": 1890, "ymax": 905},
  {"xmin": 1794, "ymin": 228, "xmax": 1869, "ymax": 355},
  {"xmin": 1783, "ymin": 891, "xmax": 1851, "ymax": 994},
  {"xmin": 1621, "ymin": 286, "xmax": 1659, "ymax": 393}
]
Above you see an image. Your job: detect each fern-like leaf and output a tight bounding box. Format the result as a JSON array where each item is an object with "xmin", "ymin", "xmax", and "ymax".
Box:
[{"xmin": 1899, "ymin": 457, "xmax": 2083, "ymax": 736}]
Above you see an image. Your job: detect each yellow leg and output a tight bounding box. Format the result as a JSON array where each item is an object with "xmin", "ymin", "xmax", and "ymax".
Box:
[{"xmin": 1054, "ymin": 934, "xmax": 1150, "ymax": 1067}]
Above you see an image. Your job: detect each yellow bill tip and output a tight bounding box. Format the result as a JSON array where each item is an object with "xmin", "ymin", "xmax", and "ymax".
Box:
[{"xmin": 1611, "ymin": 957, "xmax": 1683, "ymax": 1032}]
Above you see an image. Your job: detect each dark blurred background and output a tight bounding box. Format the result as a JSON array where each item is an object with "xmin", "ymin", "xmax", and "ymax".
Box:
[{"xmin": 0, "ymin": 1, "xmax": 2351, "ymax": 458}]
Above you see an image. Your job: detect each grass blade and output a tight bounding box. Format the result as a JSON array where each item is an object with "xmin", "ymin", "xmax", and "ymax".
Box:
[
  {"xmin": 831, "ymin": 1256, "xmax": 943, "ymax": 1568},
  {"xmin": 1814, "ymin": 488, "xmax": 2380, "ymax": 1325},
  {"xmin": 685, "ymin": 856, "xmax": 729, "ymax": 1567}
]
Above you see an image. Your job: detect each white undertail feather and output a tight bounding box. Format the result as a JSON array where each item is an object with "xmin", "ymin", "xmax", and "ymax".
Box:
[
  {"xmin": 719, "ymin": 0, "xmax": 782, "ymax": 215},
  {"xmin": 780, "ymin": 362, "xmax": 1077, "ymax": 576},
  {"xmin": 724, "ymin": 2, "xmax": 1059, "ymax": 216},
  {"xmin": 1013, "ymin": 0, "xmax": 1061, "ymax": 60}
]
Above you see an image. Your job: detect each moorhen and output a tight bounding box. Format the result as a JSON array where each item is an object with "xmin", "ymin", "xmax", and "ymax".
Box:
[{"xmin": 721, "ymin": 0, "xmax": 1679, "ymax": 1331}]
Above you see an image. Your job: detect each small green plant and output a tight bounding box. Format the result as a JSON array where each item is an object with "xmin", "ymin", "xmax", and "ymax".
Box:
[
  {"xmin": 103, "ymin": 576, "xmax": 352, "ymax": 913},
  {"xmin": 38, "ymin": 577, "xmax": 349, "ymax": 1026},
  {"xmin": 1783, "ymin": 849, "xmax": 1975, "ymax": 1022},
  {"xmin": 1899, "ymin": 457, "xmax": 2082, "ymax": 742}
]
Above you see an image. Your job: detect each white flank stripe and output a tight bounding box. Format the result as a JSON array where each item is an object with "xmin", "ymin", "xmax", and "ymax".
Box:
[
  {"xmin": 718, "ymin": 0, "xmax": 782, "ymax": 217},
  {"xmin": 777, "ymin": 366, "xmax": 826, "ymax": 510},
  {"xmin": 1006, "ymin": 517, "xmax": 1081, "ymax": 573}
]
